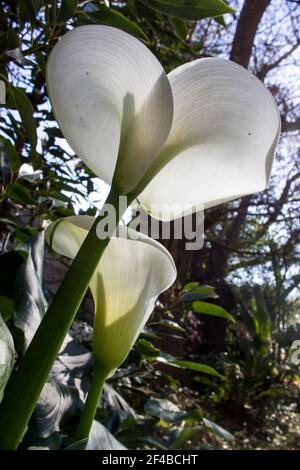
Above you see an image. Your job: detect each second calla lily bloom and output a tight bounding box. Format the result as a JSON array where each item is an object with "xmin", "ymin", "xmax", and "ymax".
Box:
[
  {"xmin": 47, "ymin": 25, "xmax": 280, "ymax": 220},
  {"xmin": 137, "ymin": 58, "xmax": 281, "ymax": 220},
  {"xmin": 46, "ymin": 217, "xmax": 176, "ymax": 376}
]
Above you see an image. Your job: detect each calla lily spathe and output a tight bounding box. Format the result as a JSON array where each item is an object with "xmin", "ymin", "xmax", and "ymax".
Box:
[
  {"xmin": 47, "ymin": 25, "xmax": 280, "ymax": 220},
  {"xmin": 46, "ymin": 25, "xmax": 173, "ymax": 195},
  {"xmin": 46, "ymin": 217, "xmax": 176, "ymax": 375},
  {"xmin": 137, "ymin": 58, "xmax": 281, "ymax": 220}
]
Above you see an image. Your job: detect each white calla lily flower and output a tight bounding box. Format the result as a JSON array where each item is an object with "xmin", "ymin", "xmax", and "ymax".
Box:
[
  {"xmin": 137, "ymin": 58, "xmax": 281, "ymax": 220},
  {"xmin": 47, "ymin": 26, "xmax": 280, "ymax": 221},
  {"xmin": 46, "ymin": 216, "xmax": 176, "ymax": 375},
  {"xmin": 46, "ymin": 25, "xmax": 173, "ymax": 195}
]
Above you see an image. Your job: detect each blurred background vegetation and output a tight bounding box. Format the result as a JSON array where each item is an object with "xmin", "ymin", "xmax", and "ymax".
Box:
[{"xmin": 0, "ymin": 0, "xmax": 299, "ymax": 450}]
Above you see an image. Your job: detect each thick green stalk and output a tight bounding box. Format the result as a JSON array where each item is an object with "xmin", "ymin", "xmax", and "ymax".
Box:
[
  {"xmin": 75, "ymin": 361, "xmax": 108, "ymax": 442},
  {"xmin": 0, "ymin": 188, "xmax": 126, "ymax": 450}
]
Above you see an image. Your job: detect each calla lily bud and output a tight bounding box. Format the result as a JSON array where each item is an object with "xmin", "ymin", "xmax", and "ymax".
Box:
[
  {"xmin": 46, "ymin": 216, "xmax": 176, "ymax": 376},
  {"xmin": 46, "ymin": 25, "xmax": 173, "ymax": 195},
  {"xmin": 138, "ymin": 58, "xmax": 281, "ymax": 220}
]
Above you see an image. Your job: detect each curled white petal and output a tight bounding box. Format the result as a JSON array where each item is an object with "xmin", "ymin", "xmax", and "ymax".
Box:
[
  {"xmin": 17, "ymin": 163, "xmax": 43, "ymax": 182},
  {"xmin": 46, "ymin": 25, "xmax": 173, "ymax": 194},
  {"xmin": 138, "ymin": 58, "xmax": 281, "ymax": 220},
  {"xmin": 46, "ymin": 216, "xmax": 176, "ymax": 372}
]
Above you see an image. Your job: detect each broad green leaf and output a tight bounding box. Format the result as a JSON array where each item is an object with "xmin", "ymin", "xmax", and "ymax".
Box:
[
  {"xmin": 51, "ymin": 334, "xmax": 92, "ymax": 387},
  {"xmin": 170, "ymin": 359, "xmax": 224, "ymax": 378},
  {"xmin": 29, "ymin": 378, "xmax": 79, "ymax": 438},
  {"xmin": 145, "ymin": 398, "xmax": 184, "ymax": 422},
  {"xmin": 30, "ymin": 334, "xmax": 90, "ymax": 439},
  {"xmin": 145, "ymin": 398, "xmax": 202, "ymax": 424},
  {"xmin": 14, "ymin": 232, "xmax": 47, "ymax": 351},
  {"xmin": 86, "ymin": 421, "xmax": 126, "ymax": 450},
  {"xmin": 5, "ymin": 182, "xmax": 36, "ymax": 206},
  {"xmin": 0, "ymin": 314, "xmax": 14, "ymax": 402},
  {"xmin": 177, "ymin": 284, "xmax": 217, "ymax": 302},
  {"xmin": 192, "ymin": 301, "xmax": 235, "ymax": 322},
  {"xmin": 58, "ymin": 0, "xmax": 78, "ymax": 22},
  {"xmin": 203, "ymin": 417, "xmax": 234, "ymax": 442},
  {"xmin": 77, "ymin": 7, "xmax": 149, "ymax": 41},
  {"xmin": 137, "ymin": 339, "xmax": 223, "ymax": 378},
  {"xmin": 139, "ymin": 0, "xmax": 235, "ymax": 21},
  {"xmin": 102, "ymin": 384, "xmax": 136, "ymax": 418},
  {"xmin": 65, "ymin": 421, "xmax": 126, "ymax": 450},
  {"xmin": 9, "ymin": 86, "xmax": 37, "ymax": 149}
]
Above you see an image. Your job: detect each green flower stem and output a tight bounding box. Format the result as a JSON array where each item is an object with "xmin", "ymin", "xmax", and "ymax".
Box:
[
  {"xmin": 75, "ymin": 361, "xmax": 108, "ymax": 442},
  {"xmin": 0, "ymin": 187, "xmax": 127, "ymax": 450}
]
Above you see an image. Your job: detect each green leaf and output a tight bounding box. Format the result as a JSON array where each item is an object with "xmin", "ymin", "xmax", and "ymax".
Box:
[
  {"xmin": 29, "ymin": 334, "xmax": 92, "ymax": 439},
  {"xmin": 0, "ymin": 314, "xmax": 14, "ymax": 402},
  {"xmin": 102, "ymin": 383, "xmax": 136, "ymax": 418},
  {"xmin": 0, "ymin": 137, "xmax": 21, "ymax": 173},
  {"xmin": 177, "ymin": 284, "xmax": 217, "ymax": 302},
  {"xmin": 5, "ymin": 183, "xmax": 36, "ymax": 206},
  {"xmin": 170, "ymin": 428, "xmax": 198, "ymax": 449},
  {"xmin": 58, "ymin": 0, "xmax": 78, "ymax": 22},
  {"xmin": 29, "ymin": 378, "xmax": 79, "ymax": 438},
  {"xmin": 65, "ymin": 420, "xmax": 126, "ymax": 450},
  {"xmin": 145, "ymin": 398, "xmax": 202, "ymax": 424},
  {"xmin": 136, "ymin": 338, "xmax": 161, "ymax": 359},
  {"xmin": 139, "ymin": 0, "xmax": 235, "ymax": 20},
  {"xmin": 157, "ymin": 319, "xmax": 185, "ymax": 333},
  {"xmin": 169, "ymin": 17, "xmax": 187, "ymax": 40},
  {"xmin": 203, "ymin": 418, "xmax": 234, "ymax": 442},
  {"xmin": 77, "ymin": 7, "xmax": 149, "ymax": 41},
  {"xmin": 18, "ymin": 0, "xmax": 42, "ymax": 26},
  {"xmin": 181, "ymin": 281, "xmax": 199, "ymax": 291},
  {"xmin": 83, "ymin": 421, "xmax": 126, "ymax": 450},
  {"xmin": 192, "ymin": 301, "xmax": 235, "ymax": 322},
  {"xmin": 170, "ymin": 360, "xmax": 224, "ymax": 378},
  {"xmin": 137, "ymin": 339, "xmax": 224, "ymax": 379},
  {"xmin": 51, "ymin": 334, "xmax": 93, "ymax": 387},
  {"xmin": 14, "ymin": 232, "xmax": 47, "ymax": 351},
  {"xmin": 7, "ymin": 29, "xmax": 19, "ymax": 50},
  {"xmin": 145, "ymin": 398, "xmax": 184, "ymax": 422},
  {"xmin": 251, "ymin": 286, "xmax": 271, "ymax": 349},
  {"xmin": 252, "ymin": 286, "xmax": 271, "ymax": 330},
  {"xmin": 0, "ymin": 297, "xmax": 14, "ymax": 322},
  {"xmin": 214, "ymin": 14, "xmax": 226, "ymax": 27},
  {"xmin": 9, "ymin": 86, "xmax": 37, "ymax": 149}
]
